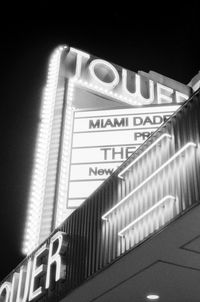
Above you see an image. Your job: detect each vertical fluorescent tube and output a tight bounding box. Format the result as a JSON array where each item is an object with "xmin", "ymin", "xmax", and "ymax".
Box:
[
  {"xmin": 55, "ymin": 79, "xmax": 74, "ymax": 227},
  {"xmin": 22, "ymin": 46, "xmax": 67, "ymax": 255}
]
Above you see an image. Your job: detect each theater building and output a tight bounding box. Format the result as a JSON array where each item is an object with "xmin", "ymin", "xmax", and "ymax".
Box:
[{"xmin": 0, "ymin": 46, "xmax": 200, "ymax": 301}]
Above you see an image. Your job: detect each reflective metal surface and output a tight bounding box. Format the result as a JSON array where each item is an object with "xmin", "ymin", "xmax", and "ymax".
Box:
[{"xmin": 1, "ymin": 90, "xmax": 200, "ymax": 301}]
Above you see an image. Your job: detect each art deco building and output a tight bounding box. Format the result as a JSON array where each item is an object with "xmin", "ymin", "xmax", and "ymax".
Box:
[{"xmin": 0, "ymin": 46, "xmax": 200, "ymax": 301}]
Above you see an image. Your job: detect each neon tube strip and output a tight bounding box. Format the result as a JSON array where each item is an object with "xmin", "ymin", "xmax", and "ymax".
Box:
[
  {"xmin": 22, "ymin": 46, "xmax": 66, "ymax": 254},
  {"xmin": 118, "ymin": 134, "xmax": 172, "ymax": 179},
  {"xmin": 55, "ymin": 80, "xmax": 75, "ymax": 227},
  {"xmin": 102, "ymin": 142, "xmax": 196, "ymax": 221},
  {"xmin": 118, "ymin": 195, "xmax": 176, "ymax": 237},
  {"xmin": 76, "ymin": 79, "xmax": 183, "ymax": 109}
]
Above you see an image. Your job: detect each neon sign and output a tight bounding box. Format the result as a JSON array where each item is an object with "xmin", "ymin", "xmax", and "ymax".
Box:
[
  {"xmin": 118, "ymin": 195, "xmax": 177, "ymax": 237},
  {"xmin": 68, "ymin": 48, "xmax": 189, "ymax": 106},
  {"xmin": 102, "ymin": 142, "xmax": 196, "ymax": 220},
  {"xmin": 101, "ymin": 139, "xmax": 197, "ymax": 250},
  {"xmin": 68, "ymin": 109, "xmax": 177, "ymax": 206},
  {"xmin": 22, "ymin": 45, "xmax": 191, "ymax": 255},
  {"xmin": 1, "ymin": 232, "xmax": 67, "ymax": 301}
]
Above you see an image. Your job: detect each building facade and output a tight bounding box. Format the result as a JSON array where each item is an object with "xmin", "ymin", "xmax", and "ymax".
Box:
[
  {"xmin": 22, "ymin": 46, "xmax": 192, "ymax": 254},
  {"xmin": 1, "ymin": 46, "xmax": 200, "ymax": 301}
]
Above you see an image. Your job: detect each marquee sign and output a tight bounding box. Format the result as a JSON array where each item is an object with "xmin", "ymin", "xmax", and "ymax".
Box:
[
  {"xmin": 68, "ymin": 106, "xmax": 178, "ymax": 207},
  {"xmin": 22, "ymin": 45, "xmax": 191, "ymax": 254}
]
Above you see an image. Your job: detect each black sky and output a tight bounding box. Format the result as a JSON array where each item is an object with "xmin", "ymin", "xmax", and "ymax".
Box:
[{"xmin": 0, "ymin": 4, "xmax": 199, "ymax": 281}]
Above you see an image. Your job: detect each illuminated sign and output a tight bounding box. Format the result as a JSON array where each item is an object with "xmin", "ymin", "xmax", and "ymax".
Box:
[
  {"xmin": 22, "ymin": 45, "xmax": 191, "ymax": 255},
  {"xmin": 102, "ymin": 140, "xmax": 197, "ymax": 246},
  {"xmin": 3, "ymin": 137, "xmax": 199, "ymax": 301},
  {"xmin": 3, "ymin": 88, "xmax": 200, "ymax": 302},
  {"xmin": 68, "ymin": 107, "xmax": 179, "ymax": 207},
  {"xmin": 118, "ymin": 195, "xmax": 177, "ymax": 237},
  {"xmin": 0, "ymin": 231, "xmax": 67, "ymax": 302},
  {"xmin": 65, "ymin": 48, "xmax": 189, "ymax": 107}
]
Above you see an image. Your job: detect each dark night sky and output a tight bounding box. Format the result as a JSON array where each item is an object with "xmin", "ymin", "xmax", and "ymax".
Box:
[{"xmin": 0, "ymin": 4, "xmax": 199, "ymax": 281}]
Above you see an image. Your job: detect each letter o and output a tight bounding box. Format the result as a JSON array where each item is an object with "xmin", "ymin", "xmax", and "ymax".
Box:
[{"xmin": 89, "ymin": 59, "xmax": 119, "ymax": 89}]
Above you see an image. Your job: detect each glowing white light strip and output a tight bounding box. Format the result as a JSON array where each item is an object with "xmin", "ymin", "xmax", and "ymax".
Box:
[
  {"xmin": 118, "ymin": 195, "xmax": 176, "ymax": 237},
  {"xmin": 75, "ymin": 106, "xmax": 179, "ymax": 117},
  {"xmin": 22, "ymin": 46, "xmax": 66, "ymax": 254},
  {"xmin": 75, "ymin": 79, "xmax": 153, "ymax": 107},
  {"xmin": 75, "ymin": 78, "xmax": 183, "ymax": 108},
  {"xmin": 146, "ymin": 294, "xmax": 160, "ymax": 300},
  {"xmin": 55, "ymin": 79, "xmax": 74, "ymax": 227},
  {"xmin": 21, "ymin": 46, "xmax": 186, "ymax": 256},
  {"xmin": 102, "ymin": 142, "xmax": 196, "ymax": 221},
  {"xmin": 118, "ymin": 134, "xmax": 172, "ymax": 179}
]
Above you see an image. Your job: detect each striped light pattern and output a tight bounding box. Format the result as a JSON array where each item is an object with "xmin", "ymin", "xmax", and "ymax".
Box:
[
  {"xmin": 118, "ymin": 134, "xmax": 172, "ymax": 179},
  {"xmin": 22, "ymin": 46, "xmax": 66, "ymax": 254},
  {"xmin": 118, "ymin": 195, "xmax": 177, "ymax": 237},
  {"xmin": 101, "ymin": 138, "xmax": 198, "ymax": 254},
  {"xmin": 5, "ymin": 91, "xmax": 200, "ymax": 300},
  {"xmin": 5, "ymin": 91, "xmax": 200, "ymax": 301},
  {"xmin": 21, "ymin": 46, "xmax": 194, "ymax": 255},
  {"xmin": 102, "ymin": 142, "xmax": 196, "ymax": 221}
]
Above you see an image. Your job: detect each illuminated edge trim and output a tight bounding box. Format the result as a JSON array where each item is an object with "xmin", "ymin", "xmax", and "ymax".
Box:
[
  {"xmin": 75, "ymin": 80, "xmax": 186, "ymax": 107},
  {"xmin": 118, "ymin": 134, "xmax": 172, "ymax": 179},
  {"xmin": 102, "ymin": 142, "xmax": 196, "ymax": 221},
  {"xmin": 22, "ymin": 46, "xmax": 67, "ymax": 254},
  {"xmin": 75, "ymin": 78, "xmax": 176, "ymax": 107},
  {"xmin": 54, "ymin": 80, "xmax": 75, "ymax": 227},
  {"xmin": 49, "ymin": 46, "xmax": 182, "ymax": 229},
  {"xmin": 118, "ymin": 195, "xmax": 176, "ymax": 237},
  {"xmin": 74, "ymin": 106, "xmax": 179, "ymax": 116},
  {"xmin": 22, "ymin": 46, "xmax": 187, "ymax": 253}
]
